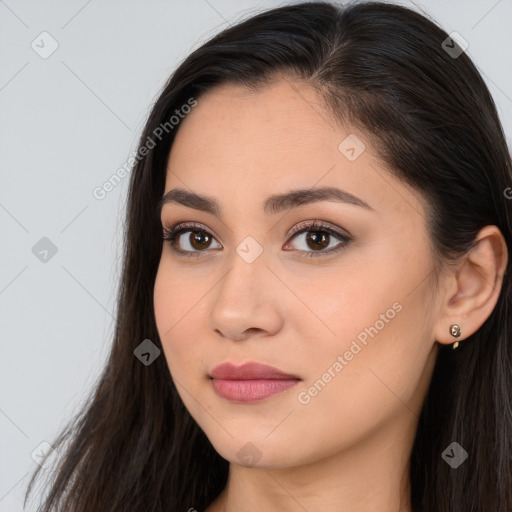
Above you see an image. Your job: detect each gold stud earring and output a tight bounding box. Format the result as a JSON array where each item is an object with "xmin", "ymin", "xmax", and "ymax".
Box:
[{"xmin": 450, "ymin": 323, "xmax": 461, "ymax": 349}]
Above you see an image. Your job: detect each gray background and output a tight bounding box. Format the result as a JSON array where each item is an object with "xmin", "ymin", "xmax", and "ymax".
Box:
[{"xmin": 1, "ymin": 0, "xmax": 511, "ymax": 510}]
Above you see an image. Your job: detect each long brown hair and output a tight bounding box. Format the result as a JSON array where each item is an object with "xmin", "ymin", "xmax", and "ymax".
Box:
[{"xmin": 25, "ymin": 1, "xmax": 512, "ymax": 510}]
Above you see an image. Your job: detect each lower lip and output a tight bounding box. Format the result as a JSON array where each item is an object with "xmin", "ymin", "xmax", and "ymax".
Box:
[{"xmin": 211, "ymin": 378, "xmax": 300, "ymax": 402}]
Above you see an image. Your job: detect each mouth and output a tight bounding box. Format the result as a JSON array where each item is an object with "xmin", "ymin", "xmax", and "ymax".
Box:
[{"xmin": 209, "ymin": 361, "xmax": 302, "ymax": 403}]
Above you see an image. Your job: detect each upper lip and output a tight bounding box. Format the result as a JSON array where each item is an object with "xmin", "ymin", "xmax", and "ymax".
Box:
[{"xmin": 210, "ymin": 362, "xmax": 301, "ymax": 380}]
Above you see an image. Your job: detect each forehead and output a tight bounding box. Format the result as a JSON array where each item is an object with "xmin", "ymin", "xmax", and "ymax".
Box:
[
  {"xmin": 172, "ymin": 80, "xmax": 337, "ymax": 152},
  {"xmin": 164, "ymin": 79, "xmax": 427, "ymax": 222}
]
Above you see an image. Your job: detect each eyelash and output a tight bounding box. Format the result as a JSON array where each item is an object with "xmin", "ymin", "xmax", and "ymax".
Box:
[{"xmin": 161, "ymin": 221, "xmax": 352, "ymax": 259}]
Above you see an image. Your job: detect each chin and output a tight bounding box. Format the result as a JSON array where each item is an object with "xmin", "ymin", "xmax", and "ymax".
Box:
[{"xmin": 203, "ymin": 431, "xmax": 305, "ymax": 469}]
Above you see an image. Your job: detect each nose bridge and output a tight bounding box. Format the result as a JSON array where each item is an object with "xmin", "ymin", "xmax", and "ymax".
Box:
[
  {"xmin": 217, "ymin": 238, "xmax": 271, "ymax": 307},
  {"xmin": 209, "ymin": 239, "xmax": 284, "ymax": 339}
]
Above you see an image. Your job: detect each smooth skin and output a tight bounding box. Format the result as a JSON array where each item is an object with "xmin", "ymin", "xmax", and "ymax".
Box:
[{"xmin": 153, "ymin": 78, "xmax": 508, "ymax": 512}]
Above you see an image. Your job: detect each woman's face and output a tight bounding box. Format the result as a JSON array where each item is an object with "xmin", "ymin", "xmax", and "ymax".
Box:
[{"xmin": 153, "ymin": 79, "xmax": 441, "ymax": 468}]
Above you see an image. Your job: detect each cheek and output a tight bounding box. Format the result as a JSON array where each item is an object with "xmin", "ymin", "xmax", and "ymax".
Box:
[
  {"xmin": 154, "ymin": 256, "xmax": 205, "ymax": 337},
  {"xmin": 153, "ymin": 263, "xmax": 203, "ymax": 378},
  {"xmin": 290, "ymin": 249, "xmax": 430, "ymax": 403},
  {"xmin": 291, "ymin": 261, "xmax": 399, "ymax": 355}
]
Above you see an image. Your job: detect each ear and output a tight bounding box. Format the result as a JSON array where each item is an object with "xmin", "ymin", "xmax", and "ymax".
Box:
[{"xmin": 434, "ymin": 225, "xmax": 508, "ymax": 346}]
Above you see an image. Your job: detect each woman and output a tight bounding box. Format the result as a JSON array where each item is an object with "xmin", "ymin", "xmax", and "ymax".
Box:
[{"xmin": 25, "ymin": 1, "xmax": 512, "ymax": 511}]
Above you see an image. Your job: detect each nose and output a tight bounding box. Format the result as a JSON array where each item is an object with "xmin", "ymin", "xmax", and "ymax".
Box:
[{"xmin": 208, "ymin": 250, "xmax": 284, "ymax": 342}]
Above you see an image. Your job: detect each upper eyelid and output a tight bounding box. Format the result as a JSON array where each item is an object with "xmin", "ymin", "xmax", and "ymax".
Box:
[
  {"xmin": 164, "ymin": 221, "xmax": 222, "ymax": 242},
  {"xmin": 288, "ymin": 219, "xmax": 350, "ymax": 238},
  {"xmin": 164, "ymin": 220, "xmax": 350, "ymax": 243}
]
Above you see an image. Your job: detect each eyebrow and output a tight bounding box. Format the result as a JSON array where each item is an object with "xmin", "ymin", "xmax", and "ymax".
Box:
[{"xmin": 156, "ymin": 186, "xmax": 374, "ymax": 217}]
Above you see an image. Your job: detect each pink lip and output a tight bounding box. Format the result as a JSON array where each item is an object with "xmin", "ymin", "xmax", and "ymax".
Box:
[
  {"xmin": 209, "ymin": 362, "xmax": 301, "ymax": 403},
  {"xmin": 210, "ymin": 362, "xmax": 300, "ymax": 380}
]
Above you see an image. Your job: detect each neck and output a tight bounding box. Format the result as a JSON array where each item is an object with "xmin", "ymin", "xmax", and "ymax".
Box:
[{"xmin": 210, "ymin": 409, "xmax": 416, "ymax": 512}]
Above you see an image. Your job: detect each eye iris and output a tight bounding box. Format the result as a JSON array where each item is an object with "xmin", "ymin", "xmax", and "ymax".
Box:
[
  {"xmin": 306, "ymin": 231, "xmax": 329, "ymax": 250},
  {"xmin": 190, "ymin": 230, "xmax": 211, "ymax": 250}
]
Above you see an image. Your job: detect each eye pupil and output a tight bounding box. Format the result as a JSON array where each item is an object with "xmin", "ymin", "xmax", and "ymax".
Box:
[
  {"xmin": 306, "ymin": 231, "xmax": 329, "ymax": 250},
  {"xmin": 190, "ymin": 230, "xmax": 211, "ymax": 250}
]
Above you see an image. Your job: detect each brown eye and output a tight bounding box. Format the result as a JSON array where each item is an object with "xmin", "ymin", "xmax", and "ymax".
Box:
[
  {"xmin": 188, "ymin": 230, "xmax": 213, "ymax": 250},
  {"xmin": 162, "ymin": 220, "xmax": 351, "ymax": 260},
  {"xmin": 286, "ymin": 224, "xmax": 350, "ymax": 256},
  {"xmin": 304, "ymin": 231, "xmax": 330, "ymax": 251},
  {"xmin": 162, "ymin": 224, "xmax": 222, "ymax": 257}
]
